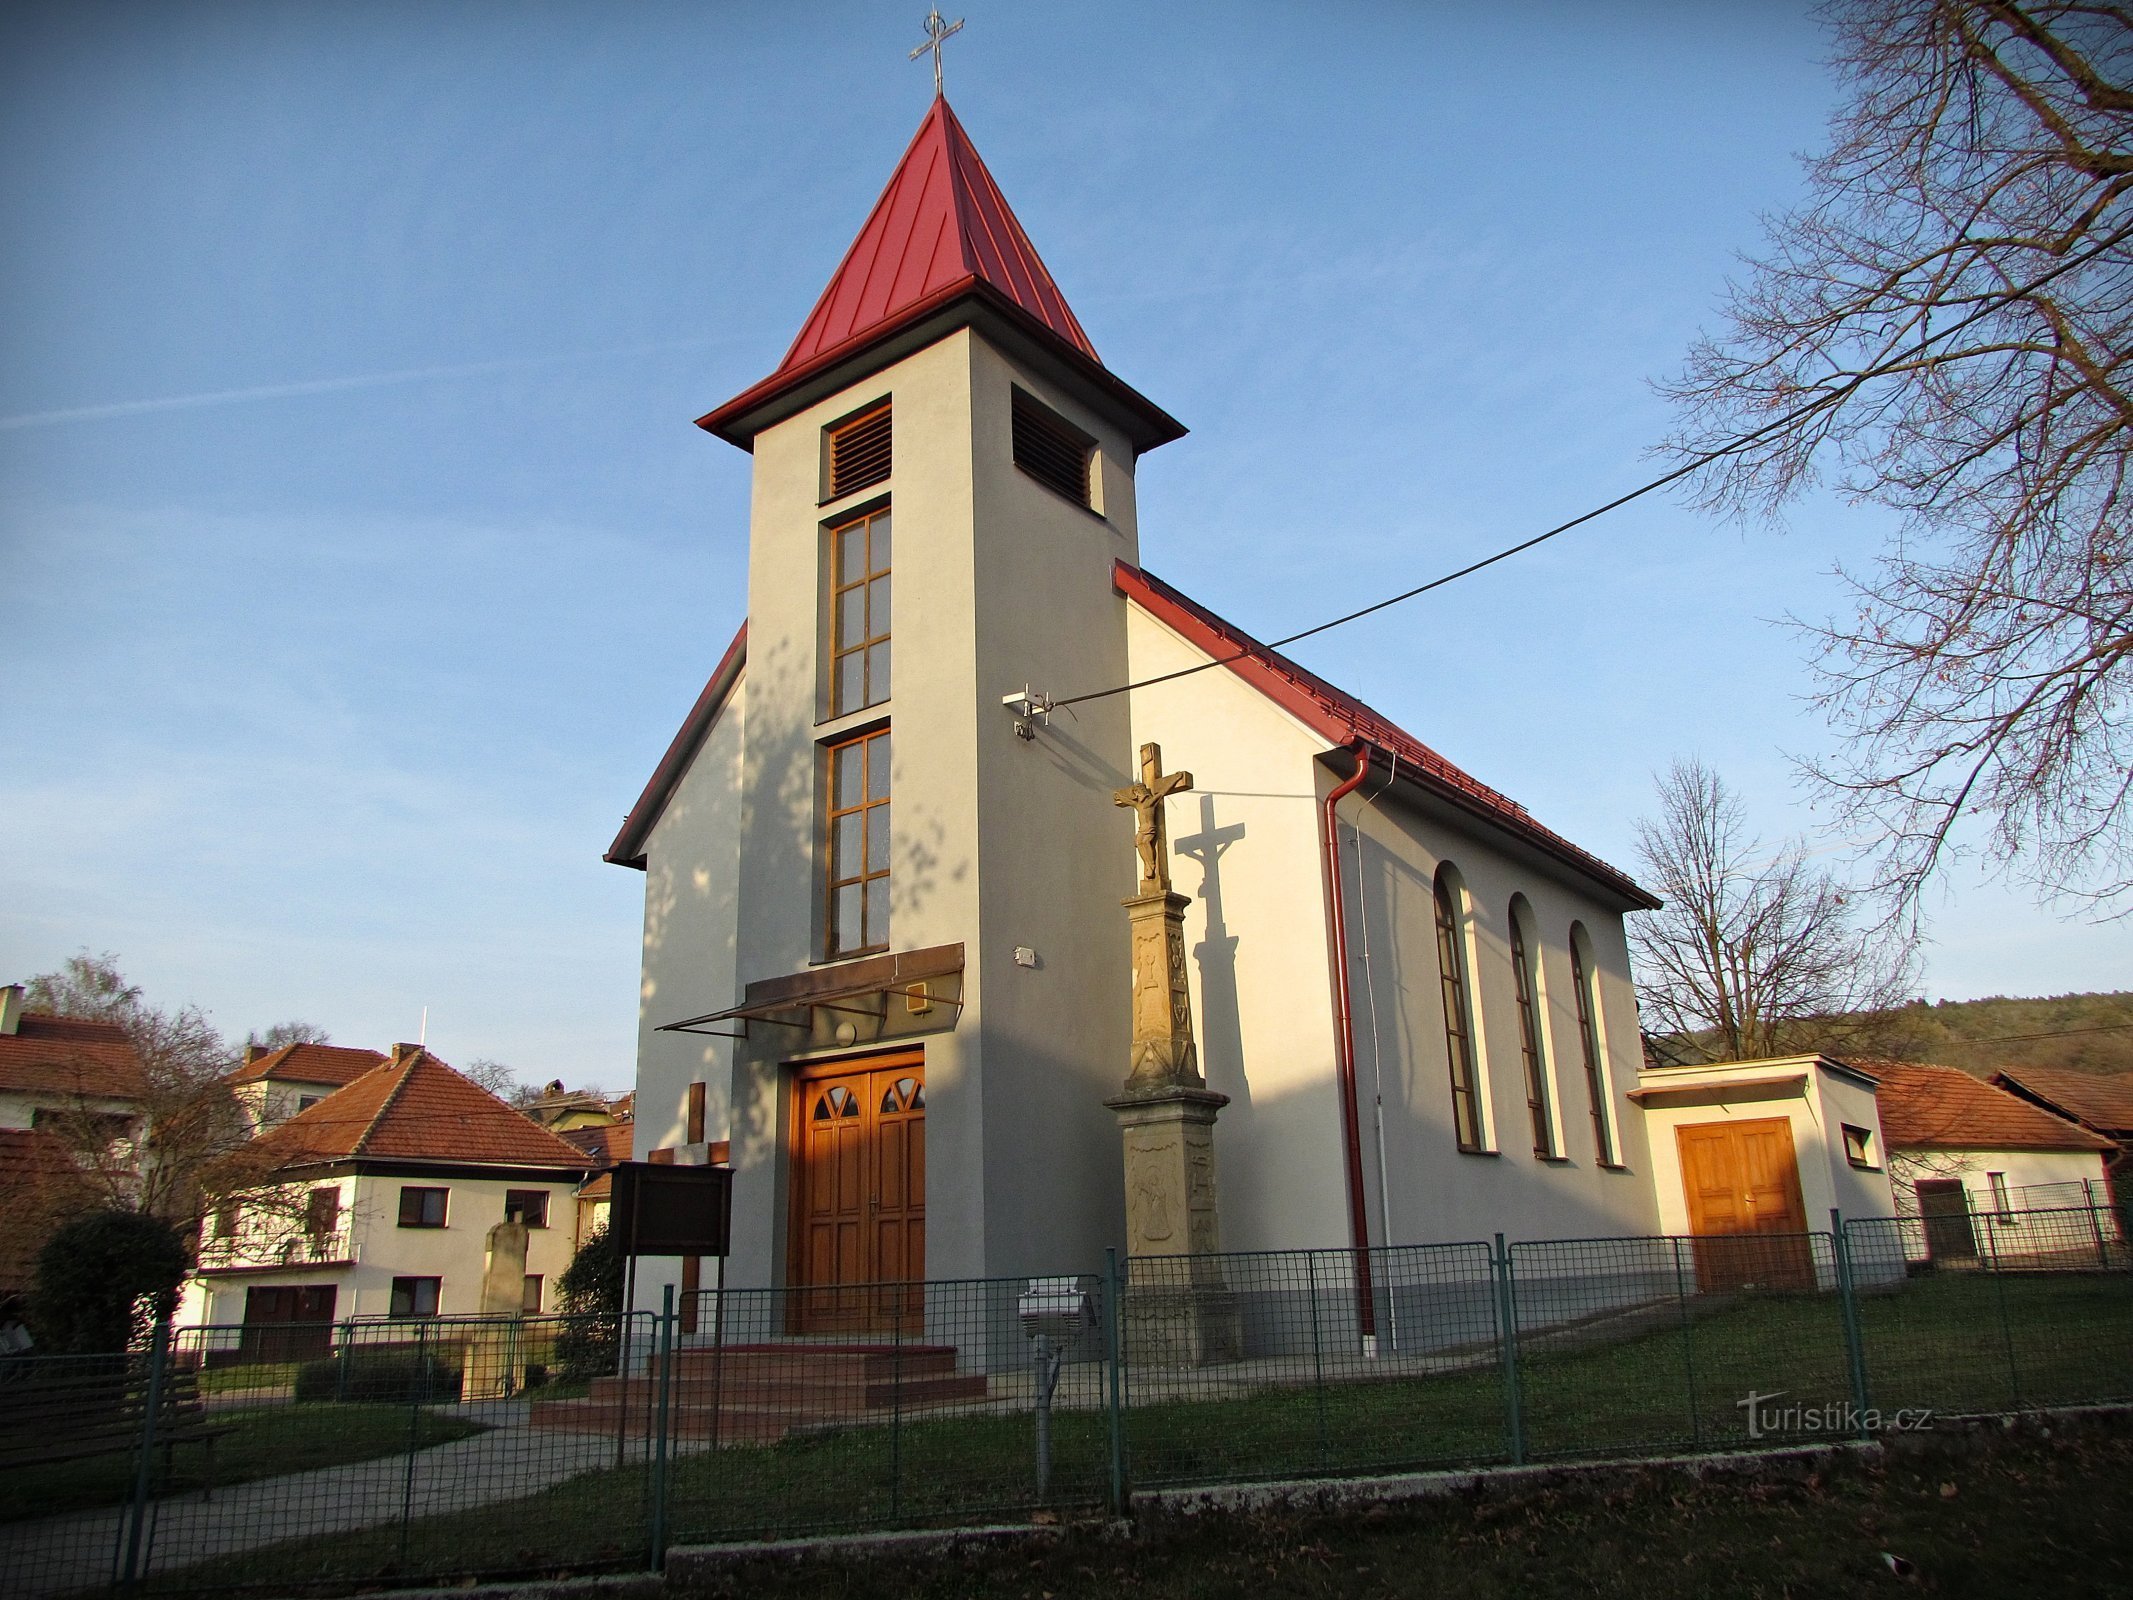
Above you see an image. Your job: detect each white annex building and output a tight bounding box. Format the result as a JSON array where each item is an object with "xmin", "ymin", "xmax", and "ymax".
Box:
[{"xmin": 608, "ymin": 97, "xmax": 1667, "ymax": 1326}]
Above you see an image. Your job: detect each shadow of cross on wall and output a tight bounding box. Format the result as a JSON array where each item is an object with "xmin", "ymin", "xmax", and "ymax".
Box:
[{"xmin": 1174, "ymin": 794, "xmax": 1248, "ymax": 1108}]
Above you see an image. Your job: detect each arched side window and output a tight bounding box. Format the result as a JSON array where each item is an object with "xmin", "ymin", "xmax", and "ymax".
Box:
[
  {"xmin": 1569, "ymin": 922, "xmax": 1617, "ymax": 1165},
  {"xmin": 1509, "ymin": 897, "xmax": 1555, "ymax": 1159},
  {"xmin": 1433, "ymin": 867, "xmax": 1485, "ymax": 1153}
]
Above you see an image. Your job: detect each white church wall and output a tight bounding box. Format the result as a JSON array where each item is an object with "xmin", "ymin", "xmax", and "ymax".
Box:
[
  {"xmin": 966, "ymin": 337, "xmax": 1142, "ymax": 1278},
  {"xmin": 1124, "ymin": 604, "xmax": 1355, "ymax": 1257},
  {"xmin": 1347, "ymin": 798, "xmax": 1662, "ymax": 1250},
  {"xmin": 626, "ymin": 677, "xmax": 745, "ymax": 1314}
]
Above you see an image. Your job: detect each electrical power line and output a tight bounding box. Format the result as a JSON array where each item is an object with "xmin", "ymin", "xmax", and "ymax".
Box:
[
  {"xmin": 1044, "ymin": 228, "xmax": 2128, "ymax": 715},
  {"xmin": 1946, "ymin": 1021, "xmax": 2133, "ymax": 1047}
]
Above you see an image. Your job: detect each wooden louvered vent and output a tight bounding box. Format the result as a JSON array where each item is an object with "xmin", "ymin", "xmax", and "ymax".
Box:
[
  {"xmin": 1012, "ymin": 390, "xmax": 1093, "ymax": 508},
  {"xmin": 827, "ymin": 403, "xmax": 892, "ymax": 499}
]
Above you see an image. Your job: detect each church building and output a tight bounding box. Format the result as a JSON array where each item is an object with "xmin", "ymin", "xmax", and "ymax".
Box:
[{"xmin": 607, "ymin": 96, "xmax": 1664, "ymax": 1325}]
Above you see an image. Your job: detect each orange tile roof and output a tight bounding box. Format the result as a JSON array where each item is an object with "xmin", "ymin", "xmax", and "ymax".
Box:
[
  {"xmin": 1859, "ymin": 1059, "xmax": 2117, "ymax": 1153},
  {"xmin": 0, "ymin": 1014, "xmax": 148, "ymax": 1102},
  {"xmin": 562, "ymin": 1123, "xmax": 633, "ymax": 1170},
  {"xmin": 249, "ymin": 1047, "xmax": 595, "ymax": 1173},
  {"xmin": 229, "ymin": 1041, "xmax": 388, "ymax": 1087},
  {"xmin": 1989, "ymin": 1066, "xmax": 2133, "ymax": 1138}
]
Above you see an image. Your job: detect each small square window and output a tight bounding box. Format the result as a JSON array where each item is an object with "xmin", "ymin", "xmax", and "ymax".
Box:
[
  {"xmin": 397, "ymin": 1186, "xmax": 448, "ymax": 1228},
  {"xmin": 521, "ymin": 1274, "xmax": 544, "ymax": 1314},
  {"xmin": 1011, "ymin": 388, "xmax": 1094, "ymax": 508},
  {"xmin": 825, "ymin": 400, "xmax": 891, "ymax": 500},
  {"xmin": 1987, "ymin": 1171, "xmax": 2014, "ymax": 1224},
  {"xmin": 504, "ymin": 1189, "xmax": 550, "ymax": 1229},
  {"xmin": 390, "ymin": 1276, "xmax": 441, "ymax": 1318},
  {"xmin": 1841, "ymin": 1124, "xmax": 1877, "ymax": 1170}
]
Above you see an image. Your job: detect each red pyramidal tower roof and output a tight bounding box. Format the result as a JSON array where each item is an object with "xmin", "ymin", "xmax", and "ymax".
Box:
[{"xmin": 699, "ymin": 98, "xmax": 1181, "ymax": 450}]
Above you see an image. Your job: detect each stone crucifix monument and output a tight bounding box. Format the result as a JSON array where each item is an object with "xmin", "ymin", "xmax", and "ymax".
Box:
[{"xmin": 1105, "ymin": 742, "xmax": 1241, "ymax": 1365}]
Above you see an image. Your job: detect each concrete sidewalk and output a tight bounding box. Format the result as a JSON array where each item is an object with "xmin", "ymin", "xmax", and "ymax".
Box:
[{"xmin": 0, "ymin": 1409, "xmax": 643, "ymax": 1599}]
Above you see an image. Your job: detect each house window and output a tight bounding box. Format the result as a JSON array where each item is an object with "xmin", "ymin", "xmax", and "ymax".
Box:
[
  {"xmin": 829, "ymin": 506, "xmax": 892, "ymax": 715},
  {"xmin": 297, "ymin": 1095, "xmax": 323, "ymax": 1113},
  {"xmin": 1842, "ymin": 1124, "xmax": 1877, "ymax": 1170},
  {"xmin": 825, "ymin": 400, "xmax": 891, "ymax": 500},
  {"xmin": 1433, "ymin": 868, "xmax": 1484, "ymax": 1153},
  {"xmin": 213, "ymin": 1201, "xmax": 240, "ymax": 1239},
  {"xmin": 305, "ymin": 1186, "xmax": 341, "ymax": 1237},
  {"xmin": 1570, "ymin": 925, "xmax": 1617, "ymax": 1165},
  {"xmin": 397, "ymin": 1186, "xmax": 449, "ymax": 1228},
  {"xmin": 389, "ymin": 1276, "xmax": 441, "ymax": 1318},
  {"xmin": 1988, "ymin": 1171, "xmax": 2014, "ymax": 1223},
  {"xmin": 1509, "ymin": 903, "xmax": 1555, "ymax": 1158},
  {"xmin": 521, "ymin": 1274, "xmax": 544, "ymax": 1314},
  {"xmin": 1012, "ymin": 387, "xmax": 1094, "ymax": 508},
  {"xmin": 504, "ymin": 1189, "xmax": 550, "ymax": 1229},
  {"xmin": 826, "ymin": 728, "xmax": 891, "ymax": 957}
]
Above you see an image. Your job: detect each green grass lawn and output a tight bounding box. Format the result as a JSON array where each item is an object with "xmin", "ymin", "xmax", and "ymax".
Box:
[
  {"xmin": 125, "ymin": 1271, "xmax": 2132, "ymax": 1593},
  {"xmin": 0, "ymin": 1404, "xmax": 487, "ymax": 1524}
]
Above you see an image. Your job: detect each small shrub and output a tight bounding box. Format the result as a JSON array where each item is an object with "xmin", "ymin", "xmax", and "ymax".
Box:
[
  {"xmin": 555, "ymin": 1224, "xmax": 623, "ymax": 1379},
  {"xmin": 33, "ymin": 1209, "xmax": 187, "ymax": 1354}
]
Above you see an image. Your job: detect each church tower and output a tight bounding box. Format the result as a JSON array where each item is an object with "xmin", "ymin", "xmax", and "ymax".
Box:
[{"xmin": 654, "ymin": 96, "xmax": 1187, "ymax": 1301}]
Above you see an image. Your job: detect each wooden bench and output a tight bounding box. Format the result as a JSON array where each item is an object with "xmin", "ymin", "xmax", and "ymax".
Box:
[{"xmin": 0, "ymin": 1360, "xmax": 231, "ymax": 1493}]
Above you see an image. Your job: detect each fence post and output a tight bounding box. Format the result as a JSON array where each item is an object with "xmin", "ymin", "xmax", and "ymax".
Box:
[
  {"xmin": 119, "ymin": 1312, "xmax": 173, "ymax": 1588},
  {"xmin": 648, "ymin": 1286, "xmax": 674, "ymax": 1573},
  {"xmin": 2083, "ymin": 1189, "xmax": 2110, "ymax": 1269},
  {"xmin": 1670, "ymin": 1237, "xmax": 1701, "ymax": 1447},
  {"xmin": 1105, "ymin": 1248, "xmax": 1128, "ymax": 1516},
  {"xmin": 1984, "ymin": 1221, "xmax": 2022, "ymax": 1408},
  {"xmin": 1306, "ymin": 1250, "xmax": 1329, "ymax": 1468},
  {"xmin": 1830, "ymin": 1211, "xmax": 1873, "ymax": 1439},
  {"xmin": 1493, "ymin": 1234, "xmax": 1524, "ymax": 1467},
  {"xmin": 888, "ymin": 1287, "xmax": 904, "ymax": 1522},
  {"xmin": 399, "ymin": 1318, "xmax": 427, "ymax": 1572}
]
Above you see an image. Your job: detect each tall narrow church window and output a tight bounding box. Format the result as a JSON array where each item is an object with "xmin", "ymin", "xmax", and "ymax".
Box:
[
  {"xmin": 1433, "ymin": 868, "xmax": 1484, "ymax": 1152},
  {"xmin": 826, "ymin": 401, "xmax": 891, "ymax": 500},
  {"xmin": 1012, "ymin": 388, "xmax": 1094, "ymax": 507},
  {"xmin": 1569, "ymin": 925, "xmax": 1616, "ymax": 1165},
  {"xmin": 826, "ymin": 729, "xmax": 891, "ymax": 957},
  {"xmin": 1509, "ymin": 903, "xmax": 1555, "ymax": 1158},
  {"xmin": 830, "ymin": 507, "xmax": 892, "ymax": 715}
]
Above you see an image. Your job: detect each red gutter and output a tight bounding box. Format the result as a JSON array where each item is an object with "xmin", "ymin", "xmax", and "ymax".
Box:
[{"xmin": 1320, "ymin": 739, "xmax": 1378, "ymax": 1343}]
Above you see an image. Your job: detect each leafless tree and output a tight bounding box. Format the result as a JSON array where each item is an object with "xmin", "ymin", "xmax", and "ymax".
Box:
[
  {"xmin": 1659, "ymin": 2, "xmax": 2133, "ymax": 919},
  {"xmin": 1628, "ymin": 760, "xmax": 1922, "ymax": 1060},
  {"xmin": 242, "ymin": 1020, "xmax": 331, "ymax": 1054}
]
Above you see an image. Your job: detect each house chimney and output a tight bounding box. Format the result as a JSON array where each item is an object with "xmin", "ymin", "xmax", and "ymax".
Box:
[
  {"xmin": 243, "ymin": 1043, "xmax": 269, "ymax": 1065},
  {"xmin": 0, "ymin": 985, "xmax": 22, "ymax": 1035},
  {"xmin": 391, "ymin": 1042, "xmax": 422, "ymax": 1063}
]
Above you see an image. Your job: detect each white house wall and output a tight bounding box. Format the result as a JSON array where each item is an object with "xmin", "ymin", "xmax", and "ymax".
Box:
[{"xmin": 1887, "ymin": 1145, "xmax": 2115, "ymax": 1263}]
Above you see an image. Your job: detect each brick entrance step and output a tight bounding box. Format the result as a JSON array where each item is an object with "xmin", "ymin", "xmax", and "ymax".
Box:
[{"xmin": 527, "ymin": 1342, "xmax": 988, "ymax": 1445}]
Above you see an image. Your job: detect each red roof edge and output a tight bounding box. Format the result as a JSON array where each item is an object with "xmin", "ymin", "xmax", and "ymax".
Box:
[
  {"xmin": 606, "ymin": 621, "xmax": 748, "ymax": 870},
  {"xmin": 1114, "ymin": 560, "xmax": 1657, "ymax": 910}
]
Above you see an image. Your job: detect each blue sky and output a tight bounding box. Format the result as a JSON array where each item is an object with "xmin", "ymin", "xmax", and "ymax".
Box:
[{"xmin": 4, "ymin": 1, "xmax": 2125, "ymax": 1088}]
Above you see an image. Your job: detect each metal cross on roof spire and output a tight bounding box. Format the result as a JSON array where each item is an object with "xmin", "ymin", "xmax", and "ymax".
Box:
[{"xmin": 909, "ymin": 8, "xmax": 964, "ymax": 97}]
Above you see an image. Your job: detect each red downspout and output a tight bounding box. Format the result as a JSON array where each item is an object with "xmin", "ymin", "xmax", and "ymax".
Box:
[{"xmin": 1321, "ymin": 739, "xmax": 1378, "ymax": 1344}]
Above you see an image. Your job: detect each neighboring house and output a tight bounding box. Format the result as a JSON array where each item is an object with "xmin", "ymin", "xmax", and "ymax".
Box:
[
  {"xmin": 178, "ymin": 1044, "xmax": 592, "ymax": 1344},
  {"xmin": 1869, "ymin": 1060, "xmax": 2119, "ymax": 1265},
  {"xmin": 607, "ymin": 95, "xmax": 1663, "ymax": 1328},
  {"xmin": 522, "ymin": 1082, "xmax": 625, "ymax": 1134},
  {"xmin": 1631, "ymin": 1055, "xmax": 1897, "ymax": 1254},
  {"xmin": 0, "ymin": 985, "xmax": 147, "ymax": 1141},
  {"xmin": 1988, "ymin": 1066, "xmax": 2133, "ymax": 1195},
  {"xmin": 228, "ymin": 1041, "xmax": 388, "ymax": 1133},
  {"xmin": 0, "ymin": 1127, "xmax": 94, "ymax": 1297},
  {"xmin": 560, "ymin": 1121, "xmax": 639, "ymax": 1246}
]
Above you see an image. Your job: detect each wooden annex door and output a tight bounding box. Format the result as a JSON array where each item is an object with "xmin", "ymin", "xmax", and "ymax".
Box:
[
  {"xmin": 238, "ymin": 1283, "xmax": 338, "ymax": 1364},
  {"xmin": 1677, "ymin": 1118, "xmax": 1814, "ymax": 1291},
  {"xmin": 788, "ymin": 1052, "xmax": 925, "ymax": 1334},
  {"xmin": 1914, "ymin": 1179, "xmax": 1978, "ymax": 1263}
]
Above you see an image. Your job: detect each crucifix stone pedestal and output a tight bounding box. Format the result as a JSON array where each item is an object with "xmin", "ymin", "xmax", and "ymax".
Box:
[{"xmin": 1107, "ymin": 744, "xmax": 1241, "ymax": 1367}]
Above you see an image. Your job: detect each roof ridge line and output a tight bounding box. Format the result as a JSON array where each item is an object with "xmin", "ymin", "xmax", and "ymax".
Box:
[{"xmin": 350, "ymin": 1051, "xmax": 422, "ymax": 1158}]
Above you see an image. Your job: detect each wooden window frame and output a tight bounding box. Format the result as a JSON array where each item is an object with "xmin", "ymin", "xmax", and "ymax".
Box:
[
  {"xmin": 1987, "ymin": 1170, "xmax": 2014, "ymax": 1224},
  {"xmin": 825, "ymin": 727, "xmax": 892, "ymax": 958},
  {"xmin": 389, "ymin": 1275, "xmax": 441, "ymax": 1318},
  {"xmin": 1509, "ymin": 909, "xmax": 1555, "ymax": 1158},
  {"xmin": 824, "ymin": 399, "xmax": 891, "ymax": 502},
  {"xmin": 1841, "ymin": 1123, "xmax": 1878, "ymax": 1170},
  {"xmin": 304, "ymin": 1185, "xmax": 341, "ymax": 1238},
  {"xmin": 1433, "ymin": 870, "xmax": 1485, "ymax": 1153},
  {"xmin": 1570, "ymin": 930, "xmax": 1617, "ymax": 1165},
  {"xmin": 828, "ymin": 506, "xmax": 892, "ymax": 717},
  {"xmin": 397, "ymin": 1185, "xmax": 448, "ymax": 1229},
  {"xmin": 521, "ymin": 1274, "xmax": 544, "ymax": 1314},
  {"xmin": 1011, "ymin": 387, "xmax": 1095, "ymax": 509},
  {"xmin": 504, "ymin": 1188, "xmax": 550, "ymax": 1229}
]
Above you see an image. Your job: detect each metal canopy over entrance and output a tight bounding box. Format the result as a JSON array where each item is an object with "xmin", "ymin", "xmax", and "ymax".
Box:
[{"xmin": 658, "ymin": 941, "xmax": 965, "ymax": 1045}]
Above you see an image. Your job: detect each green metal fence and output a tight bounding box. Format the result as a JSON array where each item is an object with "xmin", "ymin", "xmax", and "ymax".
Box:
[{"xmin": 2, "ymin": 1203, "xmax": 2127, "ymax": 1597}]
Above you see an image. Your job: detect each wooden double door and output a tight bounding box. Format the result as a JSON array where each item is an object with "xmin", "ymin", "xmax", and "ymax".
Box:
[
  {"xmin": 1677, "ymin": 1118, "xmax": 1814, "ymax": 1291},
  {"xmin": 788, "ymin": 1052, "xmax": 925, "ymax": 1333},
  {"xmin": 239, "ymin": 1283, "xmax": 337, "ymax": 1363}
]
